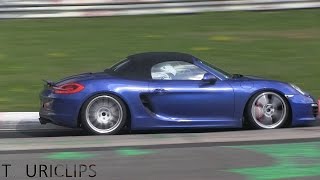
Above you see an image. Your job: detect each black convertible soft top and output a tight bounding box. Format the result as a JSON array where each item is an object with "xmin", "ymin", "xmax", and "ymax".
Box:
[
  {"xmin": 128, "ymin": 52, "xmax": 195, "ymax": 63},
  {"xmin": 109, "ymin": 52, "xmax": 197, "ymax": 80}
]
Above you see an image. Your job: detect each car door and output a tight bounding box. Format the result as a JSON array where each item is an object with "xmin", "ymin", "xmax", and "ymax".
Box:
[{"xmin": 147, "ymin": 61, "xmax": 235, "ymax": 125}]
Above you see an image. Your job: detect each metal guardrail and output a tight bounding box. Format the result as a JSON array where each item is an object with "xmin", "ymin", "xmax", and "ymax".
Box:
[
  {"xmin": 0, "ymin": 0, "xmax": 320, "ymax": 19},
  {"xmin": 0, "ymin": 0, "xmax": 183, "ymax": 6}
]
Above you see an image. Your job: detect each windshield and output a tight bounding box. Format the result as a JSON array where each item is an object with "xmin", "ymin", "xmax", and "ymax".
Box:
[{"xmin": 199, "ymin": 60, "xmax": 232, "ymax": 79}]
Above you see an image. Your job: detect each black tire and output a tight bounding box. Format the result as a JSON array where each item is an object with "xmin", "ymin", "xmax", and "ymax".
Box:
[
  {"xmin": 80, "ymin": 93, "xmax": 127, "ymax": 135},
  {"xmin": 245, "ymin": 91, "xmax": 290, "ymax": 129}
]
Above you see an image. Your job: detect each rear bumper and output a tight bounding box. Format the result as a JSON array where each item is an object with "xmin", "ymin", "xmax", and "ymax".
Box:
[
  {"xmin": 39, "ymin": 117, "xmax": 51, "ymax": 124},
  {"xmin": 39, "ymin": 109, "xmax": 78, "ymax": 128},
  {"xmin": 39, "ymin": 90, "xmax": 85, "ymax": 128},
  {"xmin": 38, "ymin": 116, "xmax": 69, "ymax": 127}
]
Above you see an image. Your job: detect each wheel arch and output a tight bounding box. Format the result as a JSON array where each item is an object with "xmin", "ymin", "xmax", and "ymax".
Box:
[
  {"xmin": 77, "ymin": 91, "xmax": 132, "ymax": 129},
  {"xmin": 242, "ymin": 88, "xmax": 292, "ymax": 127}
]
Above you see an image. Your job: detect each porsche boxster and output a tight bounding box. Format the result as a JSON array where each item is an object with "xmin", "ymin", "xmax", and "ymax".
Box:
[{"xmin": 39, "ymin": 52, "xmax": 318, "ymax": 134}]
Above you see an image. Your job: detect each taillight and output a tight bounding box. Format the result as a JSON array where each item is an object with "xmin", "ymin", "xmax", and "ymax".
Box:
[{"xmin": 53, "ymin": 83, "xmax": 84, "ymax": 94}]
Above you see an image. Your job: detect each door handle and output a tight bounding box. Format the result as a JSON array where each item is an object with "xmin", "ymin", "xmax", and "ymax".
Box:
[{"xmin": 153, "ymin": 88, "xmax": 167, "ymax": 93}]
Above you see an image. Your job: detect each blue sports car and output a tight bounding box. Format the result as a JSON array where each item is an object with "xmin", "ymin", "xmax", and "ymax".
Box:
[{"xmin": 39, "ymin": 52, "xmax": 318, "ymax": 135}]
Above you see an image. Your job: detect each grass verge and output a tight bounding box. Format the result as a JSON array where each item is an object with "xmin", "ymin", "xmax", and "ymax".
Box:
[{"xmin": 0, "ymin": 9, "xmax": 319, "ymax": 111}]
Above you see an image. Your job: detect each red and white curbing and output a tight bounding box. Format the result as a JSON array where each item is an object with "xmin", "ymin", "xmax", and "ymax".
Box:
[
  {"xmin": 0, "ymin": 112, "xmax": 64, "ymax": 131},
  {"xmin": 0, "ymin": 112, "xmax": 39, "ymax": 122}
]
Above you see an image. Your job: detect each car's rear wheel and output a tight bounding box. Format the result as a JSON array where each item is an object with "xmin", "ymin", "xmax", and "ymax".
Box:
[
  {"xmin": 81, "ymin": 94, "xmax": 127, "ymax": 135},
  {"xmin": 246, "ymin": 91, "xmax": 289, "ymax": 129}
]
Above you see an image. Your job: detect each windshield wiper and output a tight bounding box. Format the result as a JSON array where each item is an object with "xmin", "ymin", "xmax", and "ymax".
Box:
[
  {"xmin": 104, "ymin": 68, "xmax": 112, "ymax": 73},
  {"xmin": 232, "ymin": 74, "xmax": 244, "ymax": 78}
]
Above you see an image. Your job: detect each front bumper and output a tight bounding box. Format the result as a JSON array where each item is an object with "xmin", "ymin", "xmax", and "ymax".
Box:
[
  {"xmin": 311, "ymin": 103, "xmax": 319, "ymax": 118},
  {"xmin": 288, "ymin": 94, "xmax": 318, "ymax": 126}
]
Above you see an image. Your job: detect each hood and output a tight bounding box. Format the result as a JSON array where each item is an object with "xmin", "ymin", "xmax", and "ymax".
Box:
[
  {"xmin": 230, "ymin": 74, "xmax": 288, "ymax": 84},
  {"xmin": 232, "ymin": 74, "xmax": 294, "ymax": 89},
  {"xmin": 55, "ymin": 72, "xmax": 110, "ymax": 86},
  {"xmin": 241, "ymin": 75, "xmax": 267, "ymax": 80}
]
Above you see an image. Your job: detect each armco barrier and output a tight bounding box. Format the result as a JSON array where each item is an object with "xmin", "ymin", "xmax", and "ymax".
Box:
[{"xmin": 0, "ymin": 0, "xmax": 320, "ymax": 19}]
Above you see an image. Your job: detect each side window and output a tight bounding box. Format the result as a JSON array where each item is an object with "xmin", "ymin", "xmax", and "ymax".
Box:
[{"xmin": 151, "ymin": 61, "xmax": 207, "ymax": 80}]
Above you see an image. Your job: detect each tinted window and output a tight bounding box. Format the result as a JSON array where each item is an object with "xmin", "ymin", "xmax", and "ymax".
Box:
[{"xmin": 151, "ymin": 61, "xmax": 207, "ymax": 80}]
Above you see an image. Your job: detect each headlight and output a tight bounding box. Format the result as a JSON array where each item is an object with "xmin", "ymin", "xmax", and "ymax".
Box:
[{"xmin": 290, "ymin": 83, "xmax": 306, "ymax": 95}]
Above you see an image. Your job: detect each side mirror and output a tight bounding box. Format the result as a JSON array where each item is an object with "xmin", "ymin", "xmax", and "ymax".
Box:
[{"xmin": 202, "ymin": 73, "xmax": 217, "ymax": 84}]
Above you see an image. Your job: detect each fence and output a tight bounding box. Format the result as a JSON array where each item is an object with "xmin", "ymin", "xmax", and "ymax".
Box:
[{"xmin": 0, "ymin": 0, "xmax": 320, "ymax": 19}]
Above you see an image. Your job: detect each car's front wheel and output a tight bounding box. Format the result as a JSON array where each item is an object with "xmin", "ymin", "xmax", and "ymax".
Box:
[
  {"xmin": 81, "ymin": 94, "xmax": 127, "ymax": 135},
  {"xmin": 246, "ymin": 91, "xmax": 290, "ymax": 129}
]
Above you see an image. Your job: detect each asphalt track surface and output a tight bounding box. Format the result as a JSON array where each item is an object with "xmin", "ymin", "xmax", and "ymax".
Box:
[
  {"xmin": 0, "ymin": 121, "xmax": 319, "ymax": 180},
  {"xmin": 0, "ymin": 146, "xmax": 277, "ymax": 180}
]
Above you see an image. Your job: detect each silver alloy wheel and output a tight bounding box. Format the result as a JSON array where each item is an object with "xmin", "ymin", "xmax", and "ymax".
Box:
[
  {"xmin": 251, "ymin": 92, "xmax": 287, "ymax": 129},
  {"xmin": 85, "ymin": 95, "xmax": 123, "ymax": 134}
]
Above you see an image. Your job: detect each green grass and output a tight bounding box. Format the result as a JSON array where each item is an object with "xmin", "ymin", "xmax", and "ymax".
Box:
[{"xmin": 0, "ymin": 9, "xmax": 320, "ymax": 111}]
